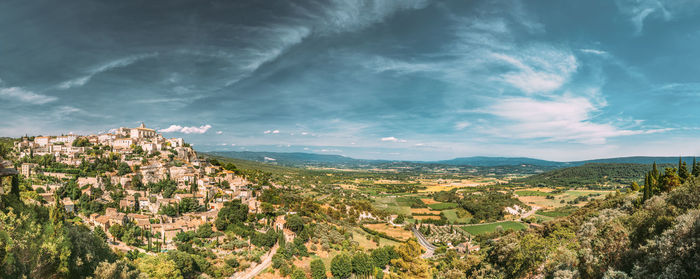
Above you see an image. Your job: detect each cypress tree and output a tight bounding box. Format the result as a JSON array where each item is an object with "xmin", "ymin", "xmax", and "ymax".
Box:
[
  {"xmin": 642, "ymin": 172, "xmax": 650, "ymax": 202},
  {"xmin": 679, "ymin": 160, "xmax": 690, "ymax": 183},
  {"xmin": 693, "ymin": 157, "xmax": 700, "ymax": 177},
  {"xmin": 652, "ymin": 162, "xmax": 659, "ymax": 182}
]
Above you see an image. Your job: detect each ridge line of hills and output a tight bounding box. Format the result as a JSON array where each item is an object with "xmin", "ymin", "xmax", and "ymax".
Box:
[{"xmin": 205, "ymin": 151, "xmax": 695, "ymax": 168}]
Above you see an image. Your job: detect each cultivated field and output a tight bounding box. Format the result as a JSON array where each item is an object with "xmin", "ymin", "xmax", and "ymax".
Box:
[
  {"xmin": 461, "ymin": 221, "xmax": 527, "ymax": 235},
  {"xmin": 364, "ymin": 223, "xmax": 413, "ymax": 241}
]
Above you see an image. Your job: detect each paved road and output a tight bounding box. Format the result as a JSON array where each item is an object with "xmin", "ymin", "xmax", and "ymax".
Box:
[{"xmin": 410, "ymin": 226, "xmax": 436, "ymax": 258}]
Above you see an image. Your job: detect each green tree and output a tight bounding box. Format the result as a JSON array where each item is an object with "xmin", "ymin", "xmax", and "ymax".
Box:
[
  {"xmin": 660, "ymin": 168, "xmax": 681, "ymax": 192},
  {"xmin": 678, "ymin": 158, "xmax": 690, "ymax": 183},
  {"xmin": 117, "ymin": 162, "xmax": 132, "ymax": 176},
  {"xmin": 693, "ymin": 157, "xmax": 700, "ymax": 177},
  {"xmin": 352, "ymin": 252, "xmax": 373, "ymax": 278},
  {"xmin": 215, "ymin": 199, "xmax": 249, "ymax": 231},
  {"xmin": 291, "ymin": 268, "xmax": 307, "ymax": 279},
  {"xmin": 630, "ymin": 181, "xmax": 640, "ymax": 192},
  {"xmin": 310, "ymin": 258, "xmax": 327, "ymax": 279},
  {"xmin": 390, "ymin": 240, "xmax": 430, "ymax": 278},
  {"xmin": 651, "ymin": 162, "xmax": 659, "ymax": 183},
  {"xmin": 285, "ymin": 214, "xmax": 305, "ymax": 233},
  {"xmin": 330, "ymin": 254, "xmax": 352, "ymax": 279},
  {"xmin": 92, "ymin": 259, "xmax": 142, "ymax": 279},
  {"xmin": 136, "ymin": 254, "xmax": 183, "ymax": 279}
]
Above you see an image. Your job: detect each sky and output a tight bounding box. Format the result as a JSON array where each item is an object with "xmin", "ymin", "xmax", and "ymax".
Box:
[{"xmin": 2, "ymin": 0, "xmax": 700, "ymax": 161}]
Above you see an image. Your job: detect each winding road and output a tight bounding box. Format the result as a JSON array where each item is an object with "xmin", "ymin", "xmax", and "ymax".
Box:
[
  {"xmin": 410, "ymin": 226, "xmax": 436, "ymax": 258},
  {"xmin": 231, "ymin": 218, "xmax": 290, "ymax": 279},
  {"xmin": 232, "ymin": 243, "xmax": 279, "ymax": 279}
]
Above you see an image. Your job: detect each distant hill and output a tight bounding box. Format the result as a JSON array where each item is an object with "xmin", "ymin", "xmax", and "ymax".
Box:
[
  {"xmin": 204, "ymin": 151, "xmax": 382, "ymax": 167},
  {"xmin": 205, "ymin": 151, "xmax": 697, "ymax": 171},
  {"xmin": 573, "ymin": 156, "xmax": 695, "ymax": 165},
  {"xmin": 434, "ymin": 156, "xmax": 567, "ymax": 167},
  {"xmin": 513, "ymin": 162, "xmax": 675, "ymax": 188}
]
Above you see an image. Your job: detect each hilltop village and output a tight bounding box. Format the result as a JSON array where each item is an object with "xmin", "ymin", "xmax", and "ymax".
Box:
[{"xmin": 12, "ymin": 123, "xmax": 256, "ymax": 250}]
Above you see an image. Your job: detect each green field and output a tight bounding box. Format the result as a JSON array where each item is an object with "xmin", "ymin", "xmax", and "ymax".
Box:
[
  {"xmin": 427, "ymin": 202, "xmax": 458, "ymax": 210},
  {"xmin": 536, "ymin": 206, "xmax": 578, "ymax": 218},
  {"xmin": 461, "ymin": 221, "xmax": 527, "ymax": 235},
  {"xmin": 372, "ymin": 196, "xmax": 411, "ymax": 215},
  {"xmin": 443, "ymin": 208, "xmax": 471, "ymax": 223},
  {"xmin": 515, "ymin": 190, "xmax": 552, "ymax": 196}
]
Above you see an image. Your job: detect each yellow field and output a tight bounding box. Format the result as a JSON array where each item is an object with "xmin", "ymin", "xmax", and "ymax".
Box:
[
  {"xmin": 413, "ymin": 215, "xmax": 441, "ymax": 220},
  {"xmin": 420, "ymin": 198, "xmax": 439, "ymax": 204},
  {"xmin": 410, "ymin": 208, "xmax": 442, "ymax": 215},
  {"xmin": 417, "ymin": 178, "xmax": 502, "ymax": 193},
  {"xmin": 364, "ymin": 223, "xmax": 413, "ymax": 241},
  {"xmin": 517, "ymin": 189, "xmax": 614, "ymax": 209}
]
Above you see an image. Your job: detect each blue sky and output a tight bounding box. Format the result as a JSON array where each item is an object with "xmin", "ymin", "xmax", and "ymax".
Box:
[{"xmin": 1, "ymin": 0, "xmax": 700, "ymax": 161}]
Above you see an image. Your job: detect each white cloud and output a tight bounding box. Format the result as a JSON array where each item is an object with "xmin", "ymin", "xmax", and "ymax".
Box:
[
  {"xmin": 579, "ymin": 48, "xmax": 608, "ymax": 56},
  {"xmin": 614, "ymin": 0, "xmax": 699, "ymax": 34},
  {"xmin": 272, "ymin": 130, "xmax": 280, "ymax": 134},
  {"xmin": 216, "ymin": 131, "xmax": 223, "ymax": 135},
  {"xmin": 0, "ymin": 87, "xmax": 57, "ymax": 105},
  {"xmin": 159, "ymin": 124, "xmax": 212, "ymax": 134},
  {"xmin": 476, "ymin": 95, "xmax": 669, "ymax": 144},
  {"xmin": 491, "ymin": 46, "xmax": 578, "ymax": 94},
  {"xmin": 455, "ymin": 121, "xmax": 471, "ymax": 130},
  {"xmin": 264, "ymin": 129, "xmax": 280, "ymax": 134},
  {"xmin": 58, "ymin": 53, "xmax": 157, "ymax": 89},
  {"xmin": 381, "ymin": 136, "xmax": 407, "ymax": 143}
]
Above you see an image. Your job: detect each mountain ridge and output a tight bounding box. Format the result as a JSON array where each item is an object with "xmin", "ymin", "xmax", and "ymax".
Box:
[{"xmin": 205, "ymin": 151, "xmax": 697, "ymax": 167}]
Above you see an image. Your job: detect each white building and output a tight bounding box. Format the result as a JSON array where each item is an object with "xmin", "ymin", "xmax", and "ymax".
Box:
[
  {"xmin": 34, "ymin": 136, "xmax": 50, "ymax": 146},
  {"xmin": 112, "ymin": 138, "xmax": 133, "ymax": 150},
  {"xmin": 130, "ymin": 123, "xmax": 156, "ymax": 139}
]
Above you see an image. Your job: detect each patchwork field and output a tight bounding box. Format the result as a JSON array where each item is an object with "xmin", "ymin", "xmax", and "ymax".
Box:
[
  {"xmin": 372, "ymin": 196, "xmax": 412, "ymax": 215},
  {"xmin": 461, "ymin": 221, "xmax": 527, "ymax": 235},
  {"xmin": 516, "ymin": 188, "xmax": 613, "ymax": 209}
]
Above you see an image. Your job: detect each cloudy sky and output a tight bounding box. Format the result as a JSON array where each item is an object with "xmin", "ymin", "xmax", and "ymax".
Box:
[{"xmin": 2, "ymin": 0, "xmax": 700, "ymax": 161}]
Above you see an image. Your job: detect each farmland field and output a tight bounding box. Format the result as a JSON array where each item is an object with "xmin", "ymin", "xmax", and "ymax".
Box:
[
  {"xmin": 515, "ymin": 190, "xmax": 552, "ymax": 196},
  {"xmin": 364, "ymin": 223, "xmax": 413, "ymax": 241},
  {"xmin": 461, "ymin": 221, "xmax": 527, "ymax": 235},
  {"xmin": 427, "ymin": 202, "xmax": 459, "ymax": 210},
  {"xmin": 443, "ymin": 208, "xmax": 471, "ymax": 223}
]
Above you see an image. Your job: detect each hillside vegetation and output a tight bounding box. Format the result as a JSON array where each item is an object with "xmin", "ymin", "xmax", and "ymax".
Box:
[
  {"xmin": 514, "ymin": 163, "xmax": 668, "ymax": 188},
  {"xmin": 449, "ymin": 178, "xmax": 700, "ymax": 278}
]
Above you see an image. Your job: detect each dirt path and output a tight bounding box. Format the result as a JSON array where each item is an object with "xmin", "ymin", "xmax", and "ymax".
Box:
[
  {"xmin": 520, "ymin": 206, "xmax": 540, "ymax": 219},
  {"xmin": 232, "ymin": 244, "xmax": 279, "ymax": 279},
  {"xmin": 232, "ymin": 218, "xmax": 291, "ymax": 279}
]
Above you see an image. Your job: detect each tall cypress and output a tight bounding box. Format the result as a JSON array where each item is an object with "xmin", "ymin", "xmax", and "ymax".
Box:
[
  {"xmin": 642, "ymin": 172, "xmax": 650, "ymax": 202},
  {"xmin": 693, "ymin": 157, "xmax": 700, "ymax": 177},
  {"xmin": 679, "ymin": 160, "xmax": 690, "ymax": 183}
]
